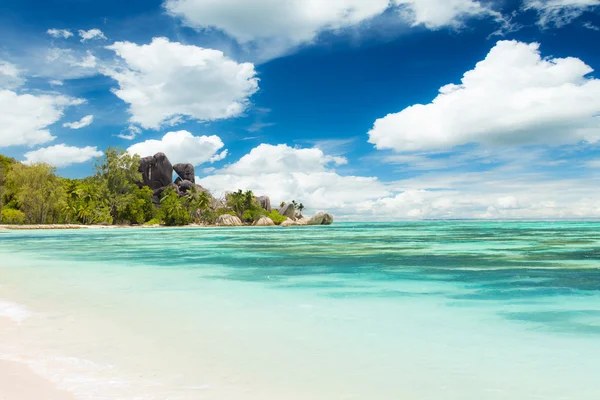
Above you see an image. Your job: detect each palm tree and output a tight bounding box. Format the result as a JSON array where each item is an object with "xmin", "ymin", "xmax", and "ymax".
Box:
[
  {"xmin": 298, "ymin": 203, "xmax": 305, "ymax": 215},
  {"xmin": 280, "ymin": 201, "xmax": 286, "ymax": 208}
]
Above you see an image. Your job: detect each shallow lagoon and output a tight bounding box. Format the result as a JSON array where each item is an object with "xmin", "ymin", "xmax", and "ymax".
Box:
[{"xmin": 1, "ymin": 222, "xmax": 600, "ymax": 399}]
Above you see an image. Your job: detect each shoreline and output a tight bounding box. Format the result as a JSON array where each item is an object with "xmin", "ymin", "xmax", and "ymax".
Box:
[{"xmin": 0, "ymin": 358, "xmax": 76, "ymax": 400}]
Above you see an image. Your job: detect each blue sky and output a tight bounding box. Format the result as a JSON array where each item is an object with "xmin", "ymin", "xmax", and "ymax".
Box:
[{"xmin": 1, "ymin": 0, "xmax": 600, "ymax": 219}]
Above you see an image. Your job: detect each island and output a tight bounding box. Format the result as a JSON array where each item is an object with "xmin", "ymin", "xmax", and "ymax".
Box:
[{"xmin": 0, "ymin": 150, "xmax": 334, "ymax": 228}]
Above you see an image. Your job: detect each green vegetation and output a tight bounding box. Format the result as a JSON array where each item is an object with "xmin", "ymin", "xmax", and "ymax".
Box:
[
  {"xmin": 0, "ymin": 149, "xmax": 303, "ymax": 227},
  {"xmin": 227, "ymin": 189, "xmax": 266, "ymax": 223},
  {"xmin": 267, "ymin": 210, "xmax": 287, "ymax": 225},
  {"xmin": 1, "ymin": 208, "xmax": 25, "ymax": 224}
]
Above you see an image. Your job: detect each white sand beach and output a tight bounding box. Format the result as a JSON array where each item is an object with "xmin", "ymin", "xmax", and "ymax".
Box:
[{"xmin": 0, "ymin": 319, "xmax": 74, "ymax": 400}]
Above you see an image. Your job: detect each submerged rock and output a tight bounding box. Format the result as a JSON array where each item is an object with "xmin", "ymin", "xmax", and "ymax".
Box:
[
  {"xmin": 256, "ymin": 196, "xmax": 272, "ymax": 212},
  {"xmin": 173, "ymin": 163, "xmax": 195, "ymax": 183},
  {"xmin": 279, "ymin": 203, "xmax": 296, "ymax": 219},
  {"xmin": 307, "ymin": 212, "xmax": 334, "ymax": 226},
  {"xmin": 139, "ymin": 152, "xmax": 173, "ymax": 190},
  {"xmin": 216, "ymin": 214, "xmax": 243, "ymax": 226},
  {"xmin": 254, "ymin": 217, "xmax": 275, "ymax": 226}
]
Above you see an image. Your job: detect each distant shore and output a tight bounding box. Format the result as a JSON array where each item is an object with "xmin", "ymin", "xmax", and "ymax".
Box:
[{"xmin": 0, "ymin": 223, "xmax": 319, "ymax": 230}]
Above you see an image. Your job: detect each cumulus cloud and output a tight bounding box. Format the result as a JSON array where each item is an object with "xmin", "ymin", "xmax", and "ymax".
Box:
[
  {"xmin": 368, "ymin": 40, "xmax": 600, "ymax": 152},
  {"xmin": 47, "ymin": 29, "xmax": 73, "ymax": 39},
  {"xmin": 49, "ymin": 80, "xmax": 64, "ymax": 86},
  {"xmin": 0, "ymin": 61, "xmax": 26, "ymax": 89},
  {"xmin": 198, "ymin": 144, "xmax": 389, "ymax": 213},
  {"xmin": 63, "ymin": 115, "xmax": 94, "ymax": 129},
  {"xmin": 0, "ymin": 90, "xmax": 83, "ymax": 148},
  {"xmin": 105, "ymin": 37, "xmax": 259, "ymax": 129},
  {"xmin": 78, "ymin": 28, "xmax": 107, "ymax": 42},
  {"xmin": 127, "ymin": 130, "xmax": 226, "ymax": 166},
  {"xmin": 23, "ymin": 144, "xmax": 103, "ymax": 168},
  {"xmin": 523, "ymin": 0, "xmax": 600, "ymax": 27},
  {"xmin": 165, "ymin": 0, "xmax": 503, "ymax": 58},
  {"xmin": 350, "ymin": 161, "xmax": 600, "ymax": 220},
  {"xmin": 117, "ymin": 125, "xmax": 142, "ymax": 140}
]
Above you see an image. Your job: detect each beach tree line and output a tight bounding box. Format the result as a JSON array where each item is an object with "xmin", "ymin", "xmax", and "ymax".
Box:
[{"xmin": 0, "ymin": 150, "xmax": 297, "ymax": 226}]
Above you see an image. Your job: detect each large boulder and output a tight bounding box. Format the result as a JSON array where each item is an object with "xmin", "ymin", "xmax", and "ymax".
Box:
[
  {"xmin": 307, "ymin": 212, "xmax": 334, "ymax": 226},
  {"xmin": 254, "ymin": 217, "xmax": 275, "ymax": 226},
  {"xmin": 279, "ymin": 203, "xmax": 296, "ymax": 219},
  {"xmin": 215, "ymin": 214, "xmax": 243, "ymax": 226},
  {"xmin": 280, "ymin": 218, "xmax": 298, "ymax": 227},
  {"xmin": 139, "ymin": 152, "xmax": 173, "ymax": 190},
  {"xmin": 152, "ymin": 183, "xmax": 180, "ymax": 205},
  {"xmin": 173, "ymin": 163, "xmax": 195, "ymax": 183},
  {"xmin": 256, "ymin": 196, "xmax": 272, "ymax": 212},
  {"xmin": 177, "ymin": 180, "xmax": 195, "ymax": 193},
  {"xmin": 296, "ymin": 217, "xmax": 311, "ymax": 226}
]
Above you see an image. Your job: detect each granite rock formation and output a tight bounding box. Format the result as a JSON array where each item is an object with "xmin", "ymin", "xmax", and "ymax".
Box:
[
  {"xmin": 279, "ymin": 203, "xmax": 296, "ymax": 219},
  {"xmin": 280, "ymin": 218, "xmax": 297, "ymax": 227},
  {"xmin": 256, "ymin": 196, "xmax": 272, "ymax": 212},
  {"xmin": 173, "ymin": 163, "xmax": 195, "ymax": 183},
  {"xmin": 139, "ymin": 153, "xmax": 173, "ymax": 190},
  {"xmin": 254, "ymin": 216, "xmax": 275, "ymax": 226},
  {"xmin": 177, "ymin": 180, "xmax": 195, "ymax": 193},
  {"xmin": 307, "ymin": 212, "xmax": 334, "ymax": 226},
  {"xmin": 216, "ymin": 214, "xmax": 243, "ymax": 226}
]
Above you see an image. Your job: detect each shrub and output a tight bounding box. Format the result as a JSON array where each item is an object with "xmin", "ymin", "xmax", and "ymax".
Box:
[
  {"xmin": 159, "ymin": 187, "xmax": 191, "ymax": 226},
  {"xmin": 242, "ymin": 208, "xmax": 266, "ymax": 223},
  {"xmin": 144, "ymin": 218, "xmax": 162, "ymax": 226},
  {"xmin": 267, "ymin": 210, "xmax": 287, "ymax": 225},
  {"xmin": 1, "ymin": 208, "xmax": 25, "ymax": 225}
]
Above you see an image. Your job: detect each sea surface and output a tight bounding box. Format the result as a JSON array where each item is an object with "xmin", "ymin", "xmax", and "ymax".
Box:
[{"xmin": 1, "ymin": 222, "xmax": 599, "ymax": 399}]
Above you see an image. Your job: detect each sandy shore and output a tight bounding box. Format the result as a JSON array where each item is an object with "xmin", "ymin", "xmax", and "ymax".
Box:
[
  {"xmin": 0, "ymin": 312, "xmax": 76, "ymax": 400},
  {"xmin": 0, "ymin": 359, "xmax": 76, "ymax": 400}
]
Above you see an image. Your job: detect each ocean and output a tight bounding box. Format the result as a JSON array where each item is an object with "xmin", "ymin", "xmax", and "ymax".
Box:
[{"xmin": 1, "ymin": 222, "xmax": 599, "ymax": 399}]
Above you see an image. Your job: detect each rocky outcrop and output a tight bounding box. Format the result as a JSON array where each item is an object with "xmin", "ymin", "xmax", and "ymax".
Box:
[
  {"xmin": 296, "ymin": 217, "xmax": 311, "ymax": 226},
  {"xmin": 173, "ymin": 163, "xmax": 195, "ymax": 183},
  {"xmin": 280, "ymin": 218, "xmax": 297, "ymax": 227},
  {"xmin": 139, "ymin": 153, "xmax": 173, "ymax": 190},
  {"xmin": 177, "ymin": 180, "xmax": 195, "ymax": 193},
  {"xmin": 257, "ymin": 196, "xmax": 272, "ymax": 212},
  {"xmin": 279, "ymin": 203, "xmax": 296, "ymax": 219},
  {"xmin": 307, "ymin": 212, "xmax": 334, "ymax": 226},
  {"xmin": 216, "ymin": 214, "xmax": 243, "ymax": 226},
  {"xmin": 254, "ymin": 217, "xmax": 275, "ymax": 226}
]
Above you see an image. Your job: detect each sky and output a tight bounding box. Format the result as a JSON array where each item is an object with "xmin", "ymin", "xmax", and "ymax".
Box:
[{"xmin": 1, "ymin": 0, "xmax": 600, "ymax": 220}]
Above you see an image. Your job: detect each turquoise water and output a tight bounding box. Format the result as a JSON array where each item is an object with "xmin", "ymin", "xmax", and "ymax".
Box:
[{"xmin": 1, "ymin": 222, "xmax": 600, "ymax": 399}]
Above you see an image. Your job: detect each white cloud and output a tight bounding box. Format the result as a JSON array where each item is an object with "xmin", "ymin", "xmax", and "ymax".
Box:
[
  {"xmin": 523, "ymin": 0, "xmax": 600, "ymax": 27},
  {"xmin": 198, "ymin": 144, "xmax": 389, "ymax": 213},
  {"xmin": 165, "ymin": 0, "xmax": 504, "ymax": 59},
  {"xmin": 49, "ymin": 80, "xmax": 64, "ymax": 86},
  {"xmin": 105, "ymin": 37, "xmax": 259, "ymax": 129},
  {"xmin": 77, "ymin": 51, "xmax": 97, "ymax": 68},
  {"xmin": 63, "ymin": 115, "xmax": 94, "ymax": 129},
  {"xmin": 397, "ymin": 0, "xmax": 504, "ymax": 29},
  {"xmin": 127, "ymin": 130, "xmax": 226, "ymax": 166},
  {"xmin": 117, "ymin": 125, "xmax": 142, "ymax": 140},
  {"xmin": 46, "ymin": 48, "xmax": 99, "ymax": 76},
  {"xmin": 23, "ymin": 144, "xmax": 103, "ymax": 168},
  {"xmin": 497, "ymin": 195, "xmax": 520, "ymax": 209},
  {"xmin": 0, "ymin": 90, "xmax": 83, "ymax": 148},
  {"xmin": 47, "ymin": 29, "xmax": 73, "ymax": 39},
  {"xmin": 583, "ymin": 21, "xmax": 600, "ymax": 30},
  {"xmin": 348, "ymin": 158, "xmax": 600, "ymax": 220},
  {"xmin": 78, "ymin": 28, "xmax": 107, "ymax": 42},
  {"xmin": 0, "ymin": 61, "xmax": 26, "ymax": 89},
  {"xmin": 368, "ymin": 40, "xmax": 600, "ymax": 152}
]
